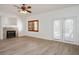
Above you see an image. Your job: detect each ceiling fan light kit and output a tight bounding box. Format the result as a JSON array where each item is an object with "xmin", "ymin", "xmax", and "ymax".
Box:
[{"xmin": 19, "ymin": 10, "xmax": 27, "ymax": 14}]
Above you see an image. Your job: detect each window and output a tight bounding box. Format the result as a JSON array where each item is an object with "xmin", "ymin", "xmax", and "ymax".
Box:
[{"xmin": 28, "ymin": 20, "xmax": 39, "ymax": 32}]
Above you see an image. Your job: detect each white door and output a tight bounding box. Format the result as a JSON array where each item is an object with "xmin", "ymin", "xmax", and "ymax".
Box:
[
  {"xmin": 53, "ymin": 17, "xmax": 75, "ymax": 42},
  {"xmin": 53, "ymin": 20, "xmax": 62, "ymax": 40},
  {"xmin": 63, "ymin": 18, "xmax": 74, "ymax": 41}
]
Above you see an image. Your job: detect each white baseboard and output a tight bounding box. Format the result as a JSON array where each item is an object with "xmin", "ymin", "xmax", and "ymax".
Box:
[
  {"xmin": 23, "ymin": 35, "xmax": 79, "ymax": 46},
  {"xmin": 52, "ymin": 39, "xmax": 79, "ymax": 46}
]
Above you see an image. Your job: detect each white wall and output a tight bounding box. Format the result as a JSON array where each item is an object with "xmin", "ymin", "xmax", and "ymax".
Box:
[
  {"xmin": 21, "ymin": 5, "xmax": 79, "ymax": 45},
  {"xmin": 17, "ymin": 17, "xmax": 25, "ymax": 36},
  {"xmin": 21, "ymin": 14, "xmax": 52, "ymax": 40},
  {"xmin": 0, "ymin": 16, "xmax": 1, "ymax": 39},
  {"xmin": 0, "ymin": 16, "xmax": 3, "ymax": 40},
  {"xmin": 1, "ymin": 16, "xmax": 19, "ymax": 28}
]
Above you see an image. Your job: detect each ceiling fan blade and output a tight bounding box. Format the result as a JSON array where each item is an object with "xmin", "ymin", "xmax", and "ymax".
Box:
[
  {"xmin": 27, "ymin": 6, "xmax": 31, "ymax": 9},
  {"xmin": 26, "ymin": 10, "xmax": 32, "ymax": 13},
  {"xmin": 14, "ymin": 5, "xmax": 20, "ymax": 9}
]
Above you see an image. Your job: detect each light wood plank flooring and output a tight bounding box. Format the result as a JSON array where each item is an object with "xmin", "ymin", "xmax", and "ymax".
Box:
[{"xmin": 0, "ymin": 36, "xmax": 79, "ymax": 55}]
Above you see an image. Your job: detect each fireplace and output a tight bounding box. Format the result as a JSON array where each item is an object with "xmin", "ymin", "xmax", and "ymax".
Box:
[
  {"xmin": 6, "ymin": 31, "xmax": 16, "ymax": 38},
  {"xmin": 3, "ymin": 27, "xmax": 18, "ymax": 39}
]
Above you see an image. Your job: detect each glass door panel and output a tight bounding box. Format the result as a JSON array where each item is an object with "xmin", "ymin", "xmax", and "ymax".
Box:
[
  {"xmin": 63, "ymin": 19, "xmax": 74, "ymax": 41},
  {"xmin": 53, "ymin": 20, "xmax": 62, "ymax": 39}
]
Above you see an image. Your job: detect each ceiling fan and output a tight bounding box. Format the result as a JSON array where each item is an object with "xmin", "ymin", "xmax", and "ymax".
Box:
[{"xmin": 14, "ymin": 4, "xmax": 32, "ymax": 14}]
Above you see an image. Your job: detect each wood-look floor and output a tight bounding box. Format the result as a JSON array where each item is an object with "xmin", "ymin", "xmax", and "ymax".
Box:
[{"xmin": 0, "ymin": 36, "xmax": 79, "ymax": 55}]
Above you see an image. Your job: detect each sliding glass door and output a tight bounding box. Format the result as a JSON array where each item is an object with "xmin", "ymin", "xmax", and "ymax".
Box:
[
  {"xmin": 63, "ymin": 18, "xmax": 74, "ymax": 41},
  {"xmin": 53, "ymin": 17, "xmax": 75, "ymax": 42},
  {"xmin": 53, "ymin": 19, "xmax": 62, "ymax": 40}
]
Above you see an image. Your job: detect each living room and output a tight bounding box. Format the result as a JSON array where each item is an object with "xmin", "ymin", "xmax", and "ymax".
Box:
[{"xmin": 0, "ymin": 4, "xmax": 79, "ymax": 55}]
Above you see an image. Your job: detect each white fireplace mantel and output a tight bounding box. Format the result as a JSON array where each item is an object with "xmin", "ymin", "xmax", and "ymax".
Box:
[{"xmin": 3, "ymin": 27, "xmax": 18, "ymax": 39}]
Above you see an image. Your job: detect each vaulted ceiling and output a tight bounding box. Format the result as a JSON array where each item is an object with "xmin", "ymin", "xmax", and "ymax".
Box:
[{"xmin": 0, "ymin": 4, "xmax": 77, "ymax": 16}]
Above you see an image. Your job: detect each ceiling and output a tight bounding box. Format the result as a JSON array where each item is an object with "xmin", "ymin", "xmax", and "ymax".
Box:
[{"xmin": 0, "ymin": 4, "xmax": 77, "ymax": 16}]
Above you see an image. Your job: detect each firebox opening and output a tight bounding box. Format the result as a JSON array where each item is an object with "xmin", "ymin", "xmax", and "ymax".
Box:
[{"xmin": 6, "ymin": 31, "xmax": 16, "ymax": 39}]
